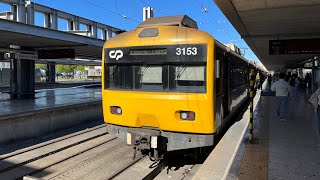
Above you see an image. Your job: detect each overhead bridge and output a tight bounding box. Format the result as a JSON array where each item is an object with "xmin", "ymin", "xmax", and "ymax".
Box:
[{"xmin": 0, "ymin": 0, "xmax": 124, "ymax": 99}]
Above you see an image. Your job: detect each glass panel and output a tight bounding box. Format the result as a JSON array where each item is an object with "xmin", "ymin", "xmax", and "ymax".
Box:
[
  {"xmin": 106, "ymin": 64, "xmax": 206, "ymax": 93},
  {"xmin": 108, "ymin": 65, "xmax": 133, "ymax": 89},
  {"xmin": 174, "ymin": 66, "xmax": 206, "ymax": 92},
  {"xmin": 135, "ymin": 65, "xmax": 165, "ymax": 91}
]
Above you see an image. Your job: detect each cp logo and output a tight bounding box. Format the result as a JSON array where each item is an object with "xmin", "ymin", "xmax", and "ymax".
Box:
[{"xmin": 109, "ymin": 50, "xmax": 123, "ymax": 61}]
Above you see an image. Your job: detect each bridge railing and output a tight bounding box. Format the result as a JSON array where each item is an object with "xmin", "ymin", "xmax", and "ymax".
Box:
[{"xmin": 0, "ymin": 0, "xmax": 123, "ymax": 40}]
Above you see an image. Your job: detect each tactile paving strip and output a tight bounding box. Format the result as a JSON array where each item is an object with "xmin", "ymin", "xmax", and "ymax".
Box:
[{"xmin": 237, "ymin": 96, "xmax": 269, "ymax": 180}]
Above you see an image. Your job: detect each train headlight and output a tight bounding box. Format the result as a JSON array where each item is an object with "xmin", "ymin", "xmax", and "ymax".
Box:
[
  {"xmin": 110, "ymin": 106, "xmax": 122, "ymax": 115},
  {"xmin": 180, "ymin": 111, "xmax": 195, "ymax": 120}
]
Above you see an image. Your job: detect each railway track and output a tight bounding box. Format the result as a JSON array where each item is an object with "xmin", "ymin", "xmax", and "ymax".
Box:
[{"xmin": 0, "ymin": 123, "xmax": 201, "ymax": 180}]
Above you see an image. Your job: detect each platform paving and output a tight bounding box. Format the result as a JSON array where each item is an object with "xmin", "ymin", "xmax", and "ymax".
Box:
[
  {"xmin": 231, "ymin": 84, "xmax": 320, "ymax": 179},
  {"xmin": 0, "ymin": 87, "xmax": 101, "ymax": 117}
]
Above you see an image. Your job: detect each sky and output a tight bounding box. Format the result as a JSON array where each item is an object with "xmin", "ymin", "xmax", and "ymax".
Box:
[{"xmin": 0, "ymin": 0, "xmax": 259, "ymax": 63}]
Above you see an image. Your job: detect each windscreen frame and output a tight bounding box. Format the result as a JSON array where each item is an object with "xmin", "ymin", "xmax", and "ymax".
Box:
[
  {"xmin": 105, "ymin": 63, "xmax": 207, "ymax": 93},
  {"xmin": 104, "ymin": 44, "xmax": 207, "ymax": 93}
]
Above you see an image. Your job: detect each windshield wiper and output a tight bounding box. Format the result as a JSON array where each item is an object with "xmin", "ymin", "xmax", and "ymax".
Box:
[{"xmin": 176, "ymin": 65, "xmax": 186, "ymax": 79}]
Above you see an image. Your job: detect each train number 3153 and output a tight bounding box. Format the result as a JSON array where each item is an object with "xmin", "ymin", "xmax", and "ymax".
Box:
[{"xmin": 176, "ymin": 47, "xmax": 198, "ymax": 55}]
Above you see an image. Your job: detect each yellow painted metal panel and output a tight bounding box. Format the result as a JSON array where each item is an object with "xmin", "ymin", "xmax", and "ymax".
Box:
[{"xmin": 102, "ymin": 26, "xmax": 215, "ymax": 134}]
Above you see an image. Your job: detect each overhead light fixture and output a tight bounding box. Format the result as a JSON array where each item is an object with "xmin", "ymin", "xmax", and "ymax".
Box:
[{"xmin": 9, "ymin": 45, "xmax": 21, "ymax": 50}]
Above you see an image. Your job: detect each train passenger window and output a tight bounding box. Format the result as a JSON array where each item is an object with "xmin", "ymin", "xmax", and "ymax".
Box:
[{"xmin": 231, "ymin": 65, "xmax": 247, "ymax": 90}]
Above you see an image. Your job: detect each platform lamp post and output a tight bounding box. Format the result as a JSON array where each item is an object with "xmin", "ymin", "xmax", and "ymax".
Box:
[{"xmin": 249, "ymin": 68, "xmax": 256, "ymax": 143}]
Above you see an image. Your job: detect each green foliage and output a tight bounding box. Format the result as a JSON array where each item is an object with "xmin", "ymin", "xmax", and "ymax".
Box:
[
  {"xmin": 75, "ymin": 66, "xmax": 85, "ymax": 72},
  {"xmin": 56, "ymin": 65, "xmax": 86, "ymax": 73},
  {"xmin": 35, "ymin": 64, "xmax": 47, "ymax": 70}
]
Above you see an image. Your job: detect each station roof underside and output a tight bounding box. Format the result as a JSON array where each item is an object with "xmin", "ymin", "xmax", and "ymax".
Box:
[
  {"xmin": 0, "ymin": 19, "xmax": 106, "ymax": 60},
  {"xmin": 214, "ymin": 0, "xmax": 320, "ymax": 71}
]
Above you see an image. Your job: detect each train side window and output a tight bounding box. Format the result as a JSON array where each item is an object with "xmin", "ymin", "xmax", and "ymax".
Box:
[{"xmin": 230, "ymin": 63, "xmax": 247, "ymax": 90}]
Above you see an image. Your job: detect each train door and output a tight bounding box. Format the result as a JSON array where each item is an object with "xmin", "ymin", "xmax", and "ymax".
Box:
[
  {"xmin": 223, "ymin": 53, "xmax": 230, "ymax": 117},
  {"xmin": 214, "ymin": 45, "xmax": 228, "ymax": 132}
]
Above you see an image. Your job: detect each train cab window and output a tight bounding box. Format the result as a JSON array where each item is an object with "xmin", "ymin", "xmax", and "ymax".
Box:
[
  {"xmin": 134, "ymin": 65, "xmax": 166, "ymax": 91},
  {"xmin": 107, "ymin": 65, "xmax": 134, "ymax": 89},
  {"xmin": 173, "ymin": 65, "xmax": 206, "ymax": 92},
  {"xmin": 105, "ymin": 64, "xmax": 206, "ymax": 93}
]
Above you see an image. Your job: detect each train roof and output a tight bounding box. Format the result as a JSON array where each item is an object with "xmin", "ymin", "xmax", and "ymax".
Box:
[
  {"xmin": 215, "ymin": 41, "xmax": 265, "ymax": 71},
  {"xmin": 137, "ymin": 15, "xmax": 198, "ymax": 29}
]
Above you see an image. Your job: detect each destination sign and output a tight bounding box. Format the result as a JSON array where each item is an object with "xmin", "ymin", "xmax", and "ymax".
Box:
[
  {"xmin": 130, "ymin": 48, "xmax": 167, "ymax": 55},
  {"xmin": 270, "ymin": 38, "xmax": 320, "ymax": 55},
  {"xmin": 105, "ymin": 44, "xmax": 207, "ymax": 64}
]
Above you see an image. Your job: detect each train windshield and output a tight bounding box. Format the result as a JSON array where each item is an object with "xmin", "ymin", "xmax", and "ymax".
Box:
[{"xmin": 105, "ymin": 64, "xmax": 206, "ymax": 93}]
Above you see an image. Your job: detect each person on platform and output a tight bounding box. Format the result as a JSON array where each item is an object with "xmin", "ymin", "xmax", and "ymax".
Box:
[
  {"xmin": 308, "ymin": 87, "xmax": 320, "ymax": 134},
  {"xmin": 271, "ymin": 72, "xmax": 290, "ymax": 121},
  {"xmin": 259, "ymin": 73, "xmax": 264, "ymax": 90},
  {"xmin": 267, "ymin": 74, "xmax": 272, "ymax": 86},
  {"xmin": 305, "ymin": 73, "xmax": 311, "ymax": 88},
  {"xmin": 289, "ymin": 74, "xmax": 299, "ymax": 97}
]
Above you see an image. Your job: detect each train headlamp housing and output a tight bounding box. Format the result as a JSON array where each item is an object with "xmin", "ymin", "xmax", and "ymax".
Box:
[
  {"xmin": 180, "ymin": 111, "xmax": 195, "ymax": 120},
  {"xmin": 110, "ymin": 106, "xmax": 122, "ymax": 115}
]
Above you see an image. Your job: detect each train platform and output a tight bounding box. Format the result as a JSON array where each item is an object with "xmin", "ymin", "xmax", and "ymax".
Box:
[
  {"xmin": 194, "ymin": 82, "xmax": 320, "ymax": 180},
  {"xmin": 0, "ymin": 86, "xmax": 103, "ymax": 145}
]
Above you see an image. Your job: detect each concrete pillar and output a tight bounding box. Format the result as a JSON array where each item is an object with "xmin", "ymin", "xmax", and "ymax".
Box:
[
  {"xmin": 26, "ymin": 1, "xmax": 34, "ymax": 25},
  {"xmin": 44, "ymin": 13, "xmax": 50, "ymax": 28},
  {"xmin": 74, "ymin": 17, "xmax": 80, "ymax": 30},
  {"xmin": 10, "ymin": 58, "xmax": 35, "ymax": 99},
  {"xmin": 13, "ymin": 1, "xmax": 26, "ymax": 23},
  {"xmin": 91, "ymin": 23, "xmax": 98, "ymax": 38},
  {"xmin": 46, "ymin": 62, "xmax": 56, "ymax": 83},
  {"xmin": 68, "ymin": 20, "xmax": 74, "ymax": 31},
  {"xmin": 50, "ymin": 10, "xmax": 58, "ymax": 30},
  {"xmin": 298, "ymin": 68, "xmax": 303, "ymax": 78},
  {"xmin": 312, "ymin": 60, "xmax": 316, "ymax": 92},
  {"xmin": 107, "ymin": 29, "xmax": 112, "ymax": 39},
  {"xmin": 102, "ymin": 29, "xmax": 107, "ymax": 40}
]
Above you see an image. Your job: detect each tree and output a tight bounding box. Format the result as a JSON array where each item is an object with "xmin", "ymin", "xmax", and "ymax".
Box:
[
  {"xmin": 56, "ymin": 65, "xmax": 86, "ymax": 73},
  {"xmin": 75, "ymin": 66, "xmax": 85, "ymax": 72},
  {"xmin": 35, "ymin": 64, "xmax": 47, "ymax": 70}
]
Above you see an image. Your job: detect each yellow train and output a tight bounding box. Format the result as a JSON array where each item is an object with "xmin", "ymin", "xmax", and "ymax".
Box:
[{"xmin": 102, "ymin": 15, "xmax": 259, "ymax": 160}]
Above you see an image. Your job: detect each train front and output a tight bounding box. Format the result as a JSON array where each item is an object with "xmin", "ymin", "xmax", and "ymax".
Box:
[{"xmin": 102, "ymin": 16, "xmax": 215, "ymax": 159}]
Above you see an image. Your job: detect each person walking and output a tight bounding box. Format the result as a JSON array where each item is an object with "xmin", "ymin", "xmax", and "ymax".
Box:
[
  {"xmin": 267, "ymin": 74, "xmax": 272, "ymax": 86},
  {"xmin": 271, "ymin": 72, "xmax": 290, "ymax": 121},
  {"xmin": 259, "ymin": 73, "xmax": 264, "ymax": 90},
  {"xmin": 289, "ymin": 74, "xmax": 299, "ymax": 97},
  {"xmin": 305, "ymin": 73, "xmax": 311, "ymax": 88}
]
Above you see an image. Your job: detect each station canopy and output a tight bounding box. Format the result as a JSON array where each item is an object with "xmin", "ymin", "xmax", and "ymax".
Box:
[
  {"xmin": 214, "ymin": 0, "xmax": 320, "ymax": 70},
  {"xmin": 0, "ymin": 19, "xmax": 107, "ymax": 60}
]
